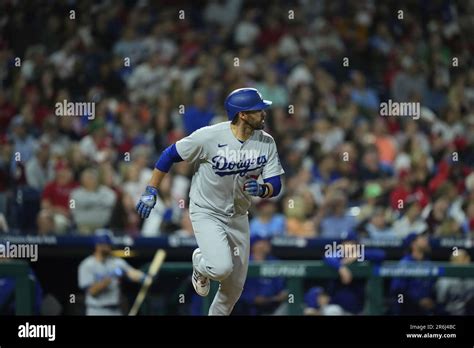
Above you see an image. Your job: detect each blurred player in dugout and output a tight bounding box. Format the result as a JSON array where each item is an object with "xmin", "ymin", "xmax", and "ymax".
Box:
[{"xmin": 78, "ymin": 230, "xmax": 150, "ymax": 315}]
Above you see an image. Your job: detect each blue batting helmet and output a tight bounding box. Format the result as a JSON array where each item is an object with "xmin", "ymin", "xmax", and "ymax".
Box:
[{"xmin": 224, "ymin": 88, "xmax": 272, "ymax": 121}]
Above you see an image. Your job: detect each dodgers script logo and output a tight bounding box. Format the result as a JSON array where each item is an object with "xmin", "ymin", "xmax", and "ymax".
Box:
[{"xmin": 211, "ymin": 153, "xmax": 267, "ymax": 176}]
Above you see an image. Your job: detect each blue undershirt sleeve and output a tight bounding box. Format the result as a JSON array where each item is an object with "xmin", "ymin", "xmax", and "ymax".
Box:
[
  {"xmin": 155, "ymin": 144, "xmax": 184, "ymax": 172},
  {"xmin": 263, "ymin": 175, "xmax": 282, "ymax": 197}
]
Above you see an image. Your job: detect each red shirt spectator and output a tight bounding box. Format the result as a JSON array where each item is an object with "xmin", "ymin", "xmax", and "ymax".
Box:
[
  {"xmin": 41, "ymin": 163, "xmax": 78, "ymax": 216},
  {"xmin": 390, "ymin": 170, "xmax": 429, "ymax": 210}
]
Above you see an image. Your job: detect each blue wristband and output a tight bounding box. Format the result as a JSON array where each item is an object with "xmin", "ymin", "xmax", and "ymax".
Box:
[
  {"xmin": 145, "ymin": 186, "xmax": 158, "ymax": 196},
  {"xmin": 259, "ymin": 184, "xmax": 268, "ymax": 198}
]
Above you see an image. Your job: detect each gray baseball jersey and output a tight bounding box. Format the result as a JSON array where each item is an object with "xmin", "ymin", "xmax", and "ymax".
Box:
[
  {"xmin": 78, "ymin": 255, "xmax": 132, "ymax": 308},
  {"xmin": 175, "ymin": 121, "xmax": 284, "ymax": 216}
]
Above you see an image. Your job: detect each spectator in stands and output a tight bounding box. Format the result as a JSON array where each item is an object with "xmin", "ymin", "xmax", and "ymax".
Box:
[
  {"xmin": 123, "ymin": 164, "xmax": 144, "ymax": 206},
  {"xmin": 283, "ymin": 194, "xmax": 316, "ymax": 238},
  {"xmin": 392, "ymin": 201, "xmax": 428, "ymax": 238},
  {"xmin": 425, "ymin": 197, "xmax": 449, "ymax": 235},
  {"xmin": 365, "ymin": 207, "xmax": 397, "ymax": 240},
  {"xmin": 436, "ymin": 249, "xmax": 474, "ymax": 315},
  {"xmin": 391, "ymin": 56, "xmax": 427, "ymax": 103},
  {"xmin": 170, "ymin": 161, "xmax": 191, "ymax": 205},
  {"xmin": 310, "ymin": 153, "xmax": 341, "ymax": 196},
  {"xmin": 38, "ymin": 118, "xmax": 71, "ymax": 158},
  {"xmin": 390, "ymin": 232, "xmax": 436, "ymax": 315},
  {"xmin": 255, "ymin": 70, "xmax": 289, "ymax": 108},
  {"xmin": 67, "ymin": 144, "xmax": 89, "ymax": 182},
  {"xmin": 36, "ymin": 209, "xmax": 55, "ymax": 236},
  {"xmin": 449, "ymin": 174, "xmax": 474, "ymax": 231},
  {"xmin": 250, "ymin": 200, "xmax": 286, "ymax": 238},
  {"xmin": 25, "ymin": 140, "xmax": 54, "ymax": 192},
  {"xmin": 317, "ymin": 191, "xmax": 357, "ymax": 239},
  {"xmin": 373, "ymin": 118, "xmax": 397, "ymax": 166},
  {"xmin": 425, "ymin": 196, "xmax": 456, "ymax": 235},
  {"xmin": 127, "ymin": 52, "xmax": 170, "ymax": 103},
  {"xmin": 10, "ymin": 115, "xmax": 37, "ymax": 164},
  {"xmin": 238, "ymin": 236, "xmax": 288, "ymax": 315},
  {"xmin": 79, "ymin": 119, "xmax": 113, "ymax": 164},
  {"xmin": 0, "ymin": 90, "xmax": 16, "ymax": 132},
  {"xmin": 434, "ymin": 217, "xmax": 463, "ymax": 238},
  {"xmin": 303, "ymin": 286, "xmax": 345, "ymax": 315},
  {"xmin": 462, "ymin": 200, "xmax": 474, "ymax": 236},
  {"xmin": 131, "ymin": 145, "xmax": 154, "ymax": 188},
  {"xmin": 182, "ymin": 89, "xmax": 216, "ymax": 135},
  {"xmin": 357, "ymin": 183, "xmax": 383, "ymax": 223},
  {"xmin": 357, "ymin": 146, "xmax": 392, "ymax": 183},
  {"xmin": 70, "ymin": 168, "xmax": 117, "ymax": 235},
  {"xmin": 350, "ymin": 70, "xmax": 379, "ymax": 111},
  {"xmin": 41, "ymin": 162, "xmax": 78, "ymax": 234},
  {"xmin": 233, "ymin": 8, "xmax": 260, "ymax": 47},
  {"xmin": 0, "ymin": 135, "xmax": 14, "ymax": 218}
]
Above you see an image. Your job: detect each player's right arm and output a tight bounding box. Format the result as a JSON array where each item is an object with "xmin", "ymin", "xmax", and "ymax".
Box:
[
  {"xmin": 135, "ymin": 144, "xmax": 183, "ymax": 219},
  {"xmin": 136, "ymin": 128, "xmax": 206, "ymax": 219}
]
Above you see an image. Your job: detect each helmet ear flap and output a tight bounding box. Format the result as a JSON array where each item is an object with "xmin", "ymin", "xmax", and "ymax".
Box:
[
  {"xmin": 231, "ymin": 112, "xmax": 239, "ymax": 124},
  {"xmin": 232, "ymin": 111, "xmax": 247, "ymax": 124}
]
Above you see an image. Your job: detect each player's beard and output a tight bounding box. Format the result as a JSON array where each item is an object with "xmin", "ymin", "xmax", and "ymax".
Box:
[
  {"xmin": 101, "ymin": 247, "xmax": 112, "ymax": 258},
  {"xmin": 244, "ymin": 115, "xmax": 265, "ymax": 130}
]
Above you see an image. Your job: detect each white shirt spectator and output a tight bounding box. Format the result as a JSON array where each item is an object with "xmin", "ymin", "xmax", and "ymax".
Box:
[
  {"xmin": 127, "ymin": 60, "xmax": 169, "ymax": 102},
  {"xmin": 71, "ymin": 185, "xmax": 117, "ymax": 234},
  {"xmin": 203, "ymin": 0, "xmax": 243, "ymax": 27},
  {"xmin": 25, "ymin": 156, "xmax": 54, "ymax": 191},
  {"xmin": 234, "ymin": 19, "xmax": 260, "ymax": 46},
  {"xmin": 392, "ymin": 217, "xmax": 427, "ymax": 238}
]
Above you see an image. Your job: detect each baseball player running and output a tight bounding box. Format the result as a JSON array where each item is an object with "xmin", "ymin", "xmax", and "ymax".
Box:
[{"xmin": 136, "ymin": 88, "xmax": 284, "ymax": 315}]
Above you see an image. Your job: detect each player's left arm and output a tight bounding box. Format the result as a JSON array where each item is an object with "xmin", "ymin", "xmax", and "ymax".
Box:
[
  {"xmin": 116, "ymin": 259, "xmax": 151, "ymax": 284},
  {"xmin": 251, "ymin": 136, "xmax": 285, "ymax": 198}
]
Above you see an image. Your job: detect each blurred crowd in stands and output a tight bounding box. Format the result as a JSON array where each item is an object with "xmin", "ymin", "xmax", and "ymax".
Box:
[
  {"xmin": 1, "ymin": 0, "xmax": 474, "ymax": 316},
  {"xmin": 0, "ymin": 0, "xmax": 473, "ymax": 243}
]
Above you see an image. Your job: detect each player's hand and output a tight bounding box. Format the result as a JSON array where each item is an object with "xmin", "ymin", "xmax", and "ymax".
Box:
[
  {"xmin": 141, "ymin": 274, "xmax": 153, "ymax": 285},
  {"xmin": 419, "ymin": 297, "xmax": 435, "ymax": 310},
  {"xmin": 338, "ymin": 266, "xmax": 353, "ymax": 285},
  {"xmin": 136, "ymin": 186, "xmax": 158, "ymax": 219},
  {"xmin": 243, "ymin": 178, "xmax": 265, "ymax": 197}
]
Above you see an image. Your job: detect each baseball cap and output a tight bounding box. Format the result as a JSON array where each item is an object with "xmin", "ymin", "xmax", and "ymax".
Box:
[
  {"xmin": 94, "ymin": 229, "xmax": 113, "ymax": 245},
  {"xmin": 402, "ymin": 230, "xmax": 427, "ymax": 249},
  {"xmin": 364, "ymin": 183, "xmax": 382, "ymax": 199},
  {"xmin": 304, "ymin": 286, "xmax": 324, "ymax": 309}
]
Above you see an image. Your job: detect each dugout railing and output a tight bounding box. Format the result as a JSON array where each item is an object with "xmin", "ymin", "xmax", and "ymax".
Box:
[
  {"xmin": 0, "ymin": 260, "xmax": 36, "ymax": 315},
  {"xmin": 145, "ymin": 260, "xmax": 474, "ymax": 315},
  {"xmin": 2, "ymin": 260, "xmax": 474, "ymax": 315}
]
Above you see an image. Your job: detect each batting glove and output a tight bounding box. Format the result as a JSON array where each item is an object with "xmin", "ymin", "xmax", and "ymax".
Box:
[
  {"xmin": 243, "ymin": 178, "xmax": 267, "ymax": 197},
  {"xmin": 136, "ymin": 186, "xmax": 158, "ymax": 219}
]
